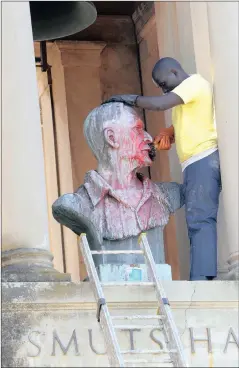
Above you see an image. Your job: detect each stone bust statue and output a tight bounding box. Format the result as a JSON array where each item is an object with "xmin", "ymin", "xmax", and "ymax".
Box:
[{"xmin": 52, "ymin": 102, "xmax": 184, "ymax": 274}]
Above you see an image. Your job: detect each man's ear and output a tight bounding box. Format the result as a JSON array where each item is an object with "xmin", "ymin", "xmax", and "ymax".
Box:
[
  {"xmin": 103, "ymin": 128, "xmax": 119, "ymax": 148},
  {"xmin": 152, "ymin": 78, "xmax": 159, "ymax": 88}
]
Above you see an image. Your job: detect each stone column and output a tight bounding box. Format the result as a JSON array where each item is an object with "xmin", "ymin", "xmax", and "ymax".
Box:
[
  {"xmin": 207, "ymin": 2, "xmax": 239, "ymax": 279},
  {"xmin": 2, "ymin": 2, "xmax": 69, "ymax": 281}
]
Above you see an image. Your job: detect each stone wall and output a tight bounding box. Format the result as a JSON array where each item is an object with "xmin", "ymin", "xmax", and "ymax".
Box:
[{"xmin": 2, "ymin": 281, "xmax": 238, "ymax": 367}]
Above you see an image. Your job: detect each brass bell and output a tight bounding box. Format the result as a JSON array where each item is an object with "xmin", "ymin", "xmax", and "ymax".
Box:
[{"xmin": 30, "ymin": 1, "xmax": 97, "ymax": 41}]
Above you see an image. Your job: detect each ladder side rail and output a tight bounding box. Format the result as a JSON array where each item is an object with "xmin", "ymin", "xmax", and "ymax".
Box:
[
  {"xmin": 139, "ymin": 233, "xmax": 188, "ymax": 368},
  {"xmin": 79, "ymin": 234, "xmax": 124, "ymax": 367},
  {"xmin": 139, "ymin": 233, "xmax": 177, "ymax": 365},
  {"xmin": 100, "ymin": 307, "xmax": 125, "ymax": 367}
]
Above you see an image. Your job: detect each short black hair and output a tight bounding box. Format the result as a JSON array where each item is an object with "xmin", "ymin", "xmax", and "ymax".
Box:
[{"xmin": 152, "ymin": 57, "xmax": 183, "ymax": 80}]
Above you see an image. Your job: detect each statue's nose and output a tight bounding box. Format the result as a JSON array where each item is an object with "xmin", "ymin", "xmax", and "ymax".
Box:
[{"xmin": 144, "ymin": 131, "xmax": 153, "ymax": 143}]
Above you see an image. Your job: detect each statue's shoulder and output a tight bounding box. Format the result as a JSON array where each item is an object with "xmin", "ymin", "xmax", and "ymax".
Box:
[
  {"xmin": 52, "ymin": 185, "xmax": 102, "ymax": 246},
  {"xmin": 155, "ymin": 181, "xmax": 185, "ymax": 212},
  {"xmin": 156, "ymin": 181, "xmax": 182, "ymax": 194},
  {"xmin": 52, "ymin": 184, "xmax": 92, "ymax": 215}
]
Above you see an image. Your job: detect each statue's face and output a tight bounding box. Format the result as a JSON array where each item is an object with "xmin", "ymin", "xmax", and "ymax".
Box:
[{"xmin": 115, "ymin": 112, "xmax": 153, "ymax": 169}]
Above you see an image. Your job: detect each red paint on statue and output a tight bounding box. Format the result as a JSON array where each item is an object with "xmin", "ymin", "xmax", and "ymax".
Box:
[{"xmin": 127, "ymin": 118, "xmax": 152, "ymax": 167}]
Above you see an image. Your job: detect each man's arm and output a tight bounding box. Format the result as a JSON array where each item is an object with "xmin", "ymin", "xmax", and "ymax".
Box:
[
  {"xmin": 102, "ymin": 93, "xmax": 184, "ymax": 111},
  {"xmin": 136, "ymin": 93, "xmax": 184, "ymax": 111}
]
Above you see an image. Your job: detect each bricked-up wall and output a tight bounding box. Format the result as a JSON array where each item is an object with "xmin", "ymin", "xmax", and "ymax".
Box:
[
  {"xmin": 74, "ymin": 15, "xmax": 142, "ymax": 101},
  {"xmin": 132, "ymin": 2, "xmax": 180, "ymax": 279},
  {"xmin": 99, "ymin": 18, "xmax": 141, "ymax": 101},
  {"xmin": 132, "ymin": 1, "xmax": 155, "ymax": 38},
  {"xmin": 98, "ymin": 17, "xmax": 148, "ymax": 175}
]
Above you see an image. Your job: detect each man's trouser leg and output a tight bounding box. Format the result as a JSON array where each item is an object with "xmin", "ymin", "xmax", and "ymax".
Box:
[{"xmin": 183, "ymin": 150, "xmax": 221, "ymax": 281}]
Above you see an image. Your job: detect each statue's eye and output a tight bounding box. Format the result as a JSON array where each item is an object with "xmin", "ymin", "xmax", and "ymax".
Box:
[{"xmin": 134, "ymin": 127, "xmax": 142, "ymax": 134}]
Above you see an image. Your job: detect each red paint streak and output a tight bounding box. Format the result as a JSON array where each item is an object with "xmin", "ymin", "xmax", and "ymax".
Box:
[{"xmin": 127, "ymin": 118, "xmax": 152, "ymax": 167}]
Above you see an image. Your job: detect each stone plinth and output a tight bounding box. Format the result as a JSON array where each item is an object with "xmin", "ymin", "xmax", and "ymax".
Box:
[
  {"xmin": 2, "ymin": 281, "xmax": 238, "ymax": 367},
  {"xmin": 1, "ymin": 248, "xmax": 70, "ymax": 282}
]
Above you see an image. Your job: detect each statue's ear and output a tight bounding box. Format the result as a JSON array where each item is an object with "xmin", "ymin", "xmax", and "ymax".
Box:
[{"xmin": 103, "ymin": 128, "xmax": 119, "ymax": 148}]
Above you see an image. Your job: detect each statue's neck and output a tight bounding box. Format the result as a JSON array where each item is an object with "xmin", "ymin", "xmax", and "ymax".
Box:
[{"xmin": 97, "ymin": 161, "xmax": 142, "ymax": 190}]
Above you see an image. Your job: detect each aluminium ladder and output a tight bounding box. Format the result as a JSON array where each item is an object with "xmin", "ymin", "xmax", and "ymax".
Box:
[{"xmin": 79, "ymin": 232, "xmax": 188, "ymax": 367}]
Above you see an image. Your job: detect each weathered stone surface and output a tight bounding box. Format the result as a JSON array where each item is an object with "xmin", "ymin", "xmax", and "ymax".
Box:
[
  {"xmin": 1, "ymin": 248, "xmax": 71, "ymax": 282},
  {"xmin": 132, "ymin": 1, "xmax": 155, "ymax": 42},
  {"xmin": 63, "ymin": 16, "xmax": 137, "ymax": 44},
  {"xmin": 226, "ymin": 253, "xmax": 239, "ymax": 280},
  {"xmin": 2, "ymin": 281, "xmax": 239, "ymax": 367}
]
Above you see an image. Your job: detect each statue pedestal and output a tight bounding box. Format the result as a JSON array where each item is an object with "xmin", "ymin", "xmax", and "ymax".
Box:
[{"xmin": 98, "ymin": 264, "xmax": 172, "ymax": 282}]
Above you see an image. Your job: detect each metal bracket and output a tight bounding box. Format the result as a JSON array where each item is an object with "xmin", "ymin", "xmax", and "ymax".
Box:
[
  {"xmin": 35, "ymin": 41, "xmax": 48, "ymax": 72},
  {"xmin": 96, "ymin": 297, "xmax": 106, "ymax": 322},
  {"xmin": 162, "ymin": 297, "xmax": 170, "ymax": 305}
]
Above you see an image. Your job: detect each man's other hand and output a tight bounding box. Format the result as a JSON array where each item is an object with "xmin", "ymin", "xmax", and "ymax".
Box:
[
  {"xmin": 154, "ymin": 135, "xmax": 172, "ymax": 150},
  {"xmin": 102, "ymin": 95, "xmax": 139, "ymax": 107},
  {"xmin": 154, "ymin": 126, "xmax": 175, "ymax": 151}
]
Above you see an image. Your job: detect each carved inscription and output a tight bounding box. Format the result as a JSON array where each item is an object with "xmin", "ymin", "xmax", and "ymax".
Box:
[
  {"xmin": 189, "ymin": 327, "xmax": 213, "ymax": 353},
  {"xmin": 27, "ymin": 327, "xmax": 239, "ymax": 357},
  {"xmin": 224, "ymin": 327, "xmax": 239, "ymax": 353},
  {"xmin": 27, "ymin": 331, "xmax": 42, "ymax": 357},
  {"xmin": 51, "ymin": 329, "xmax": 80, "ymax": 356},
  {"xmin": 121, "ymin": 328, "xmax": 141, "ymax": 350},
  {"xmin": 88, "ymin": 329, "xmax": 106, "ymax": 355},
  {"xmin": 149, "ymin": 328, "xmax": 164, "ymax": 350}
]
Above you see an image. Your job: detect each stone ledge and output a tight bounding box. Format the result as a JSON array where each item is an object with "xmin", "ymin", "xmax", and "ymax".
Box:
[
  {"xmin": 2, "ymin": 281, "xmax": 238, "ymax": 304},
  {"xmin": 55, "ymin": 40, "xmax": 107, "ymax": 51},
  {"xmin": 53, "ymin": 41, "xmax": 106, "ymax": 68},
  {"xmin": 2, "ymin": 300, "xmax": 238, "ymax": 312}
]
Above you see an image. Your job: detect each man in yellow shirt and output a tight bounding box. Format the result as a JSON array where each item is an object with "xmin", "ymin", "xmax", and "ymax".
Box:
[{"xmin": 103, "ymin": 57, "xmax": 221, "ymax": 281}]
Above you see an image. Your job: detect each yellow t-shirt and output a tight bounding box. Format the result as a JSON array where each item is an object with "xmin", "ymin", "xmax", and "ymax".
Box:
[{"xmin": 172, "ymin": 74, "xmax": 217, "ymax": 164}]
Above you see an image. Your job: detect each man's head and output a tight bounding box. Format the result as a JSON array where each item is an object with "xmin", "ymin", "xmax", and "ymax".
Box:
[
  {"xmin": 83, "ymin": 102, "xmax": 153, "ymax": 170},
  {"xmin": 152, "ymin": 57, "xmax": 188, "ymax": 94}
]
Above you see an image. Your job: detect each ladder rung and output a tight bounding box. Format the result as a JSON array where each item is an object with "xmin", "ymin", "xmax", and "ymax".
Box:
[
  {"xmin": 114, "ymin": 324, "xmax": 162, "ymax": 329},
  {"xmin": 121, "ymin": 349, "xmax": 173, "ymax": 354},
  {"xmin": 124, "ymin": 359, "xmax": 172, "ymax": 364},
  {"xmin": 91, "ymin": 250, "xmax": 143, "ymax": 255},
  {"xmin": 102, "ymin": 282, "xmax": 154, "ymax": 286},
  {"xmin": 112, "ymin": 315, "xmax": 165, "ymax": 320}
]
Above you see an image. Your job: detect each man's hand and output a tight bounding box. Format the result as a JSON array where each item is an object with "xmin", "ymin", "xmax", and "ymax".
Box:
[
  {"xmin": 154, "ymin": 135, "xmax": 172, "ymax": 150},
  {"xmin": 154, "ymin": 126, "xmax": 175, "ymax": 151},
  {"xmin": 102, "ymin": 95, "xmax": 139, "ymax": 107}
]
